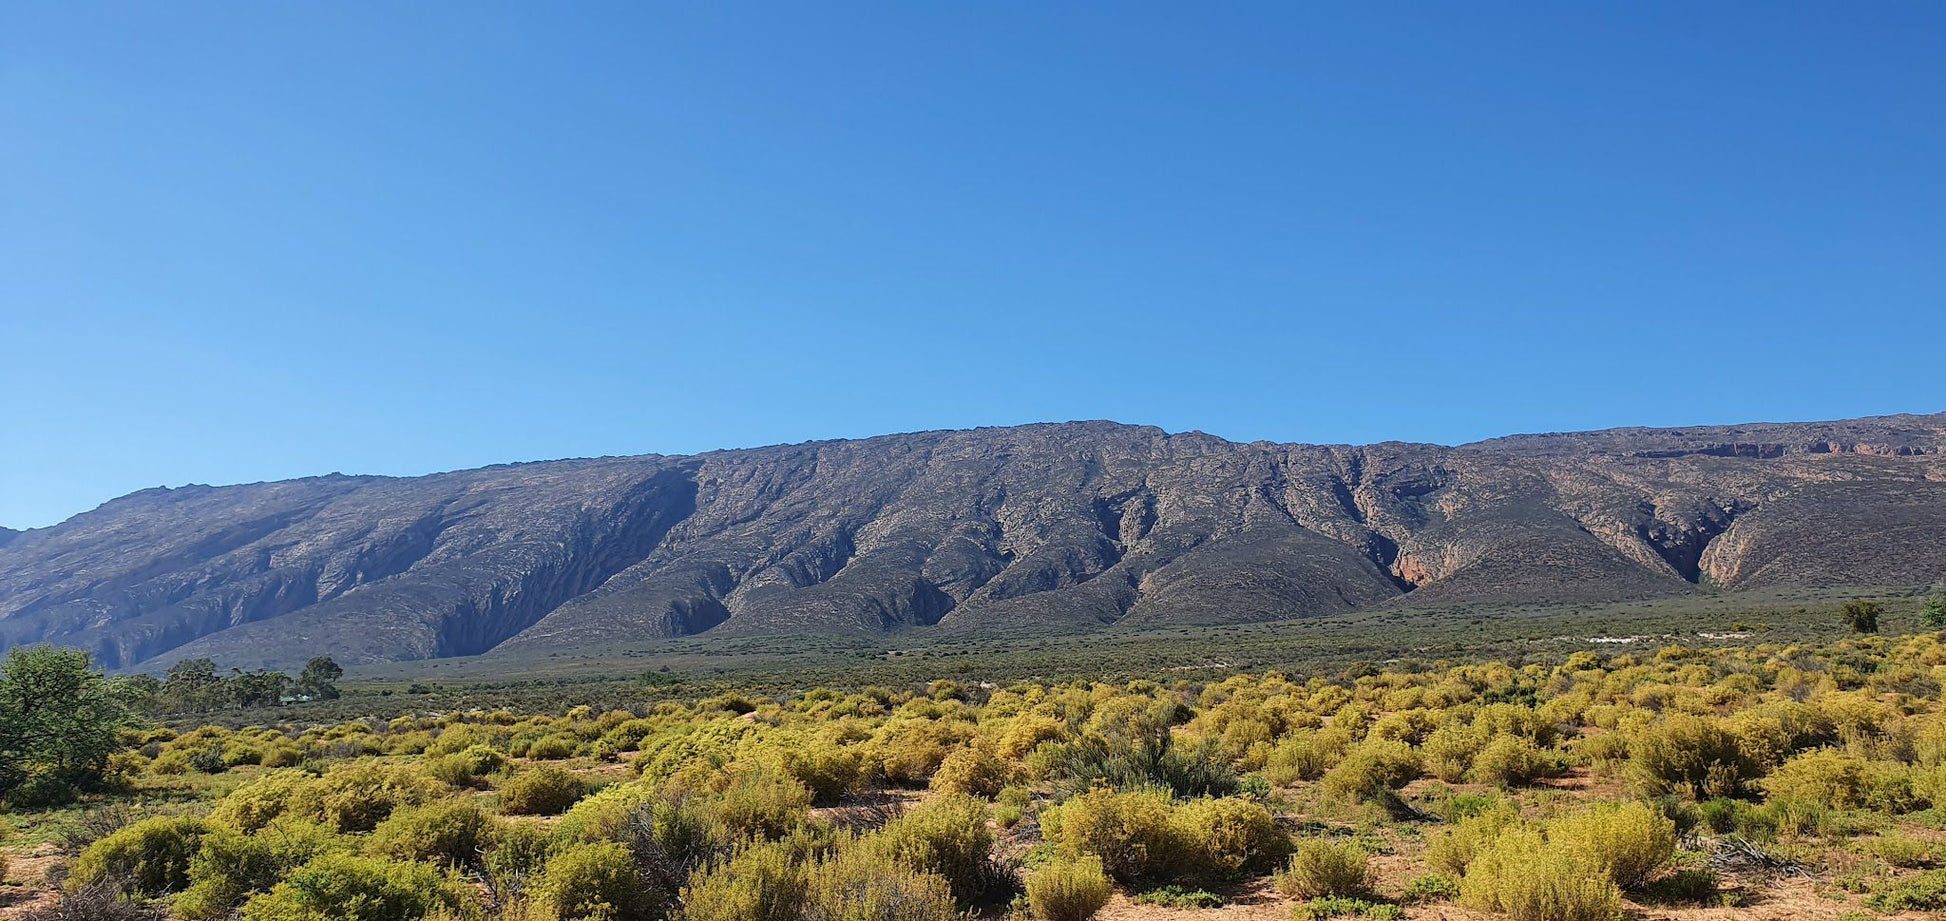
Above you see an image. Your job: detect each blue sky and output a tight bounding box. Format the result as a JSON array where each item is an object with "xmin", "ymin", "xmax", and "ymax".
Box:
[{"xmin": 3, "ymin": 2, "xmax": 1942, "ymax": 529}]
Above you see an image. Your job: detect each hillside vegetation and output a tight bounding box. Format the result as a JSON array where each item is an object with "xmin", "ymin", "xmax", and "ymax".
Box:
[{"xmin": 7, "ymin": 615, "xmax": 1946, "ymax": 919}]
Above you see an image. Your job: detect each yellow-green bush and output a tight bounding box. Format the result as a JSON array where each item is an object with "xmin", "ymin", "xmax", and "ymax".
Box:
[
  {"xmin": 929, "ymin": 745, "xmax": 1012, "ymax": 798},
  {"xmin": 1460, "ymin": 827, "xmax": 1621, "ymax": 921},
  {"xmin": 1044, "ymin": 786, "xmax": 1177, "ymax": 883},
  {"xmin": 1545, "ymin": 801, "xmax": 1674, "ymax": 890},
  {"xmin": 500, "ymin": 765, "xmax": 587, "ymax": 816},
  {"xmin": 709, "ymin": 766, "xmax": 812, "ymax": 840},
  {"xmin": 1469, "ymin": 734, "xmax": 1557, "ymax": 787},
  {"xmin": 528, "ymin": 842, "xmax": 649, "ymax": 921},
  {"xmin": 69, "ymin": 815, "xmax": 214, "ymax": 897},
  {"xmin": 1025, "ymin": 855, "xmax": 1112, "ymax": 921},
  {"xmin": 804, "ymin": 844, "xmax": 957, "ymax": 921},
  {"xmin": 178, "ymin": 821, "xmax": 345, "ymax": 920},
  {"xmin": 237, "ymin": 853, "xmax": 459, "ymax": 921},
  {"xmin": 304, "ymin": 762, "xmax": 448, "ymax": 833},
  {"xmin": 1625, "ymin": 714, "xmax": 1753, "ymax": 799},
  {"xmin": 1169, "ymin": 797, "xmax": 1290, "ymax": 881},
  {"xmin": 1425, "ymin": 803, "xmax": 1520, "ymax": 876},
  {"xmin": 1319, "ymin": 739, "xmax": 1420, "ymax": 804},
  {"xmin": 866, "ymin": 793, "xmax": 998, "ymax": 905},
  {"xmin": 676, "ymin": 840, "xmax": 807, "ymax": 921},
  {"xmin": 1274, "ymin": 840, "xmax": 1374, "ymax": 900},
  {"xmin": 366, "ymin": 800, "xmax": 499, "ymax": 867}
]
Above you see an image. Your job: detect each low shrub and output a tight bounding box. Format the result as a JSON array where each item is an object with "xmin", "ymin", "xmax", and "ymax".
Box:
[
  {"xmin": 529, "ymin": 842, "xmax": 652, "ymax": 921},
  {"xmin": 177, "ymin": 821, "xmax": 343, "ymax": 919},
  {"xmin": 1424, "ymin": 804, "xmax": 1519, "ymax": 876},
  {"xmin": 1865, "ymin": 868, "xmax": 1946, "ymax": 912},
  {"xmin": 1026, "ymin": 856, "xmax": 1114, "ymax": 921},
  {"xmin": 1459, "ymin": 827, "xmax": 1621, "ymax": 921},
  {"xmin": 365, "ymin": 800, "xmax": 498, "ymax": 867},
  {"xmin": 710, "ymin": 767, "xmax": 812, "ymax": 840},
  {"xmin": 1401, "ymin": 872, "xmax": 1461, "ymax": 903},
  {"xmin": 1044, "ymin": 787, "xmax": 1177, "ymax": 883},
  {"xmin": 1546, "ymin": 801, "xmax": 1675, "ymax": 890},
  {"xmin": 677, "ymin": 840, "xmax": 807, "ymax": 921},
  {"xmin": 866, "ymin": 793, "xmax": 1007, "ymax": 906},
  {"xmin": 1169, "ymin": 796, "xmax": 1290, "ymax": 881},
  {"xmin": 237, "ymin": 853, "xmax": 458, "ymax": 921},
  {"xmin": 68, "ymin": 816, "xmax": 214, "ymax": 897},
  {"xmin": 1291, "ymin": 897, "xmax": 1405, "ymax": 920},
  {"xmin": 1132, "ymin": 885, "xmax": 1225, "ymax": 908},
  {"xmin": 1275, "ymin": 840, "xmax": 1374, "ymax": 900},
  {"xmin": 1319, "ymin": 740, "xmax": 1420, "ymax": 805},
  {"xmin": 500, "ymin": 765, "xmax": 586, "ymax": 816},
  {"xmin": 804, "ymin": 844, "xmax": 957, "ymax": 921},
  {"xmin": 930, "ymin": 745, "xmax": 1011, "ymax": 798}
]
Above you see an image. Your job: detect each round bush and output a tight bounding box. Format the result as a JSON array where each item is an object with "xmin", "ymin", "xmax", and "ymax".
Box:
[
  {"xmin": 236, "ymin": 853, "xmax": 456, "ymax": 921},
  {"xmin": 1275, "ymin": 840, "xmax": 1374, "ymax": 900},
  {"xmin": 500, "ymin": 765, "xmax": 587, "ymax": 816},
  {"xmin": 69, "ymin": 816, "xmax": 214, "ymax": 897}
]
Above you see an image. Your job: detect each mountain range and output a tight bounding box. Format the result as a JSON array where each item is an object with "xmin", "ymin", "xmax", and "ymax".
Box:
[{"xmin": 4, "ymin": 413, "xmax": 1945, "ymax": 670}]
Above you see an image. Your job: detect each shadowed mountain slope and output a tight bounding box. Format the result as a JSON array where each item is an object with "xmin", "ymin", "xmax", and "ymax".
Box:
[{"xmin": 4, "ymin": 414, "xmax": 1945, "ymax": 669}]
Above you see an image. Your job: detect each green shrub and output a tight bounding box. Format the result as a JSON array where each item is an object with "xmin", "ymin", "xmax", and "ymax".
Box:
[
  {"xmin": 1131, "ymin": 885, "xmax": 1225, "ymax": 908},
  {"xmin": 1469, "ymin": 735, "xmax": 1557, "ymax": 787},
  {"xmin": 1044, "ymin": 786, "xmax": 1177, "ymax": 883},
  {"xmin": 1291, "ymin": 897, "xmax": 1405, "ymax": 920},
  {"xmin": 1026, "ymin": 856, "xmax": 1113, "ymax": 921},
  {"xmin": 1866, "ymin": 868, "xmax": 1946, "ymax": 912},
  {"xmin": 69, "ymin": 816, "xmax": 214, "ymax": 897},
  {"xmin": 1274, "ymin": 840, "xmax": 1374, "ymax": 900},
  {"xmin": 366, "ymin": 800, "xmax": 498, "ymax": 867},
  {"xmin": 423, "ymin": 745, "xmax": 506, "ymax": 788},
  {"xmin": 501, "ymin": 765, "xmax": 587, "ymax": 816},
  {"xmin": 483, "ymin": 822, "xmax": 556, "ymax": 897},
  {"xmin": 1169, "ymin": 797, "xmax": 1290, "ymax": 881},
  {"xmin": 1319, "ymin": 740, "xmax": 1420, "ymax": 804},
  {"xmin": 178, "ymin": 821, "xmax": 343, "ymax": 920},
  {"xmin": 929, "ymin": 745, "xmax": 1011, "ymax": 798},
  {"xmin": 1401, "ymin": 872, "xmax": 1461, "ymax": 903},
  {"xmin": 1636, "ymin": 868, "xmax": 1718, "ymax": 904},
  {"xmin": 1761, "ymin": 748, "xmax": 1911, "ymax": 812},
  {"xmin": 529, "ymin": 734, "xmax": 580, "ymax": 760},
  {"xmin": 1424, "ymin": 803, "xmax": 1520, "ymax": 876},
  {"xmin": 1262, "ymin": 730, "xmax": 1344, "ymax": 785},
  {"xmin": 306, "ymin": 762, "xmax": 447, "ymax": 833},
  {"xmin": 1459, "ymin": 827, "xmax": 1621, "ymax": 921},
  {"xmin": 1545, "ymin": 801, "xmax": 1675, "ymax": 890},
  {"xmin": 867, "ymin": 793, "xmax": 1004, "ymax": 906},
  {"xmin": 804, "ymin": 844, "xmax": 957, "ymax": 921},
  {"xmin": 212, "ymin": 770, "xmax": 313, "ymax": 833},
  {"xmin": 237, "ymin": 854, "xmax": 457, "ymax": 921},
  {"xmin": 530, "ymin": 842, "xmax": 651, "ymax": 921},
  {"xmin": 1626, "ymin": 715, "xmax": 1752, "ymax": 799},
  {"xmin": 710, "ymin": 767, "xmax": 812, "ymax": 840},
  {"xmin": 1868, "ymin": 831, "xmax": 1940, "ymax": 869},
  {"xmin": 677, "ymin": 840, "xmax": 807, "ymax": 921}
]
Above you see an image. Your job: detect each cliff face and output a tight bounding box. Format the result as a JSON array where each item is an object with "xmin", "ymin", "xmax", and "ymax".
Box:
[{"xmin": 5, "ymin": 414, "xmax": 1945, "ymax": 669}]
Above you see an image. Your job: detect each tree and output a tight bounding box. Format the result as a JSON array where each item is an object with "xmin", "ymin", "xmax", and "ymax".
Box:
[
  {"xmin": 1924, "ymin": 593, "xmax": 1946, "ymax": 630},
  {"xmin": 296, "ymin": 656, "xmax": 344, "ymax": 701},
  {"xmin": 1840, "ymin": 599, "xmax": 1882, "ymax": 634},
  {"xmin": 162, "ymin": 657, "xmax": 225, "ymax": 711},
  {"xmin": 229, "ymin": 669, "xmax": 293, "ymax": 708},
  {"xmin": 0, "ymin": 646, "xmax": 132, "ymax": 806}
]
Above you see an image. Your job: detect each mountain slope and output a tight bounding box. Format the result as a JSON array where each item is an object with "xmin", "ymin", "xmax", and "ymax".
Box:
[{"xmin": 4, "ymin": 414, "xmax": 1945, "ymax": 669}]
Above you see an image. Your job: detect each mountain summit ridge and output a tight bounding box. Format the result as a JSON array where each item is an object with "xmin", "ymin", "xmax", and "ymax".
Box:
[{"xmin": 5, "ymin": 412, "xmax": 1945, "ymax": 670}]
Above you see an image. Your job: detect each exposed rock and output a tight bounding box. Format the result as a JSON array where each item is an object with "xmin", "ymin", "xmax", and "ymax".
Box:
[{"xmin": 3, "ymin": 413, "xmax": 1945, "ymax": 669}]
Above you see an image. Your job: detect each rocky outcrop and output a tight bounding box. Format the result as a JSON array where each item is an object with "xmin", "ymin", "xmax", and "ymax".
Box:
[{"xmin": 4, "ymin": 413, "xmax": 1945, "ymax": 669}]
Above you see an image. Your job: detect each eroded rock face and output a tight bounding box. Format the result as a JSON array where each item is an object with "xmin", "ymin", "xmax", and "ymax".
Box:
[{"xmin": 4, "ymin": 413, "xmax": 1946, "ymax": 669}]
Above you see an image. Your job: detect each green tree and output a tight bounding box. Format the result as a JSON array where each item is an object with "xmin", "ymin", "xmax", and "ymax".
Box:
[
  {"xmin": 0, "ymin": 646, "xmax": 133, "ymax": 806},
  {"xmin": 1923, "ymin": 593, "xmax": 1946, "ymax": 630},
  {"xmin": 1840, "ymin": 599, "xmax": 1882, "ymax": 634},
  {"xmin": 163, "ymin": 657, "xmax": 225, "ymax": 711},
  {"xmin": 296, "ymin": 657, "xmax": 344, "ymax": 701},
  {"xmin": 229, "ymin": 669, "xmax": 293, "ymax": 709}
]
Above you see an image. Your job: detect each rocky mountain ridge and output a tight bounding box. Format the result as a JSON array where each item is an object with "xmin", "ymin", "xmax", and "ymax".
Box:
[{"xmin": 4, "ymin": 413, "xmax": 1945, "ymax": 669}]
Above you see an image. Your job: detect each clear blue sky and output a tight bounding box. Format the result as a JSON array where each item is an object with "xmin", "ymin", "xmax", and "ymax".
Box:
[{"xmin": 3, "ymin": 3, "xmax": 1943, "ymax": 529}]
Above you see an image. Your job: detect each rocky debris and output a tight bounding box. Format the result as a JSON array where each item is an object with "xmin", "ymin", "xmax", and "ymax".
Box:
[{"xmin": 3, "ymin": 413, "xmax": 1945, "ymax": 669}]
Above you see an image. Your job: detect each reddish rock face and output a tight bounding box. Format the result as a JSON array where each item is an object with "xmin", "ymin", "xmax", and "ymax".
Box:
[{"xmin": 4, "ymin": 412, "xmax": 1945, "ymax": 670}]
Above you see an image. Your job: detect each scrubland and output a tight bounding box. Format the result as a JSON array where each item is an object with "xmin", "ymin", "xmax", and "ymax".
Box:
[{"xmin": 9, "ymin": 626, "xmax": 1946, "ymax": 920}]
